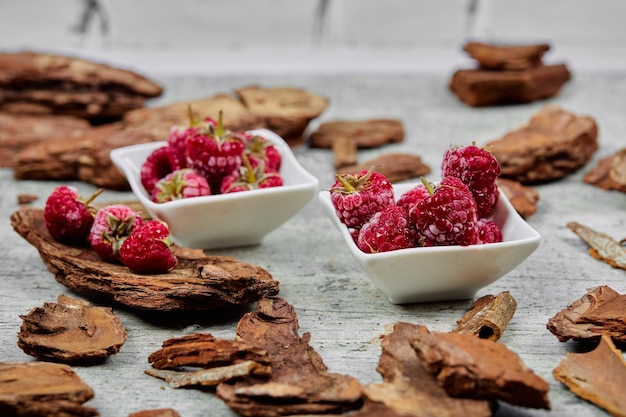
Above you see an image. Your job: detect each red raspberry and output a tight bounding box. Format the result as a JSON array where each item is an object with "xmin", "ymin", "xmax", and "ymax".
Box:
[
  {"xmin": 220, "ymin": 157, "xmax": 283, "ymax": 193},
  {"xmin": 242, "ymin": 134, "xmax": 282, "ymax": 171},
  {"xmin": 413, "ymin": 177, "xmax": 479, "ymax": 246},
  {"xmin": 396, "ymin": 183, "xmax": 430, "ymax": 227},
  {"xmin": 357, "ymin": 205, "xmax": 417, "ymax": 253},
  {"xmin": 330, "ymin": 169, "xmax": 394, "ymax": 229},
  {"xmin": 89, "ymin": 204, "xmax": 144, "ymax": 263},
  {"xmin": 185, "ymin": 111, "xmax": 245, "ymax": 191},
  {"xmin": 119, "ymin": 219, "xmax": 178, "ymax": 274},
  {"xmin": 140, "ymin": 146, "xmax": 182, "ymax": 195},
  {"xmin": 151, "ymin": 168, "xmax": 211, "ymax": 203},
  {"xmin": 166, "ymin": 125, "xmax": 198, "ymax": 169},
  {"xmin": 441, "ymin": 144, "xmax": 501, "ymax": 217},
  {"xmin": 476, "ymin": 218, "xmax": 503, "ymax": 244},
  {"xmin": 43, "ymin": 186, "xmax": 103, "ymax": 244}
]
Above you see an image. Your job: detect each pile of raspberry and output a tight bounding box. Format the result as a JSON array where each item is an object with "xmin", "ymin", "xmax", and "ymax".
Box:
[
  {"xmin": 330, "ymin": 144, "xmax": 502, "ymax": 254},
  {"xmin": 141, "ymin": 111, "xmax": 283, "ymax": 203},
  {"xmin": 44, "ymin": 186, "xmax": 177, "ymax": 274}
]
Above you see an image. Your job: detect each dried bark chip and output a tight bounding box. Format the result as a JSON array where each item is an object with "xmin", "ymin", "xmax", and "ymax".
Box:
[
  {"xmin": 449, "ymin": 64, "xmax": 571, "ymax": 107},
  {"xmin": 216, "ymin": 296, "xmax": 364, "ymax": 417},
  {"xmin": 553, "ymin": 334, "xmax": 626, "ymax": 417},
  {"xmin": 18, "ymin": 294, "xmax": 127, "ymax": 364},
  {"xmin": 128, "ymin": 409, "xmax": 180, "ymax": 417},
  {"xmin": 146, "ymin": 361, "xmax": 271, "ymax": 389},
  {"xmin": 10, "ymin": 207, "xmax": 279, "ymax": 311},
  {"xmin": 410, "ymin": 331, "xmax": 550, "ymax": 409},
  {"xmin": 0, "ymin": 361, "xmax": 98, "ymax": 416},
  {"xmin": 496, "ymin": 178, "xmax": 539, "ymax": 218},
  {"xmin": 365, "ymin": 322, "xmax": 493, "ymax": 417},
  {"xmin": 463, "ymin": 42, "xmax": 551, "ymax": 71},
  {"xmin": 236, "ymin": 85, "xmax": 329, "ymax": 143},
  {"xmin": 486, "ymin": 105, "xmax": 599, "ymax": 183},
  {"xmin": 332, "ymin": 136, "xmax": 358, "ymax": 169},
  {"xmin": 309, "ymin": 119, "xmax": 404, "ymax": 149},
  {"xmin": 454, "ymin": 292, "xmax": 517, "ymax": 341},
  {"xmin": 17, "ymin": 193, "xmax": 38, "ymax": 205},
  {"xmin": 336, "ymin": 153, "xmax": 431, "ymax": 183},
  {"xmin": 584, "ymin": 148, "xmax": 626, "ymax": 193},
  {"xmin": 567, "ymin": 222, "xmax": 626, "ymax": 270},
  {"xmin": 547, "ymin": 286, "xmax": 626, "ymax": 343}
]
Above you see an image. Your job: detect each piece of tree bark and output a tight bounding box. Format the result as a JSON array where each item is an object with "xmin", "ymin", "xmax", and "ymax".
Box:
[
  {"xmin": 454, "ymin": 292, "xmax": 517, "ymax": 341},
  {"xmin": 496, "ymin": 178, "xmax": 539, "ymax": 218},
  {"xmin": 332, "ymin": 136, "xmax": 359, "ymax": 169},
  {"xmin": 0, "ymin": 52, "xmax": 162, "ymax": 120},
  {"xmin": 567, "ymin": 222, "xmax": 626, "ymax": 270},
  {"xmin": 146, "ymin": 361, "xmax": 271, "ymax": 389},
  {"xmin": 18, "ymin": 294, "xmax": 127, "ymax": 364},
  {"xmin": 364, "ymin": 322, "xmax": 493, "ymax": 417},
  {"xmin": 0, "ymin": 112, "xmax": 90, "ymax": 167},
  {"xmin": 553, "ymin": 334, "xmax": 626, "ymax": 417},
  {"xmin": 449, "ymin": 64, "xmax": 571, "ymax": 107},
  {"xmin": 309, "ymin": 119, "xmax": 404, "ymax": 149},
  {"xmin": 128, "ymin": 409, "xmax": 180, "ymax": 417},
  {"xmin": 336, "ymin": 153, "xmax": 431, "ymax": 183},
  {"xmin": 547, "ymin": 286, "xmax": 626, "ymax": 343},
  {"xmin": 584, "ymin": 148, "xmax": 626, "ymax": 193},
  {"xmin": 410, "ymin": 331, "xmax": 550, "ymax": 409},
  {"xmin": 0, "ymin": 361, "xmax": 97, "ymax": 416},
  {"xmin": 10, "ymin": 207, "xmax": 279, "ymax": 311},
  {"xmin": 216, "ymin": 296, "xmax": 364, "ymax": 417},
  {"xmin": 486, "ymin": 105, "xmax": 598, "ymax": 183},
  {"xmin": 463, "ymin": 42, "xmax": 551, "ymax": 71}
]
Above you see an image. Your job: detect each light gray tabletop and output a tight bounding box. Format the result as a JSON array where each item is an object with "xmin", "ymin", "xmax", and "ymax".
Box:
[{"xmin": 1, "ymin": 71, "xmax": 625, "ymax": 417}]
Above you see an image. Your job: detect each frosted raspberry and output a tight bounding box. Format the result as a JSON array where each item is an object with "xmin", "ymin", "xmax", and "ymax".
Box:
[
  {"xmin": 441, "ymin": 144, "xmax": 501, "ymax": 217},
  {"xmin": 476, "ymin": 218, "xmax": 503, "ymax": 244},
  {"xmin": 140, "ymin": 146, "xmax": 182, "ymax": 195},
  {"xmin": 43, "ymin": 186, "xmax": 102, "ymax": 244},
  {"xmin": 397, "ymin": 183, "xmax": 430, "ymax": 226},
  {"xmin": 357, "ymin": 205, "xmax": 417, "ymax": 253},
  {"xmin": 151, "ymin": 168, "xmax": 211, "ymax": 203},
  {"xmin": 242, "ymin": 134, "xmax": 282, "ymax": 171},
  {"xmin": 220, "ymin": 157, "xmax": 283, "ymax": 193},
  {"xmin": 330, "ymin": 169, "xmax": 394, "ymax": 229},
  {"xmin": 89, "ymin": 204, "xmax": 144, "ymax": 263},
  {"xmin": 413, "ymin": 177, "xmax": 479, "ymax": 246},
  {"xmin": 119, "ymin": 219, "xmax": 177, "ymax": 274}
]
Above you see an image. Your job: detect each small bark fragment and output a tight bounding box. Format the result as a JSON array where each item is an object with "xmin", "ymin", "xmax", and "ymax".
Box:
[
  {"xmin": 553, "ymin": 334, "xmax": 626, "ymax": 417},
  {"xmin": 18, "ymin": 294, "xmax": 127, "ymax": 364},
  {"xmin": 146, "ymin": 361, "xmax": 271, "ymax": 388},
  {"xmin": 365, "ymin": 322, "xmax": 493, "ymax": 417},
  {"xmin": 496, "ymin": 178, "xmax": 539, "ymax": 218},
  {"xmin": 454, "ymin": 291, "xmax": 517, "ymax": 341},
  {"xmin": 336, "ymin": 153, "xmax": 431, "ymax": 183},
  {"xmin": 332, "ymin": 136, "xmax": 358, "ymax": 169},
  {"xmin": 17, "ymin": 193, "xmax": 38, "ymax": 205},
  {"xmin": 584, "ymin": 148, "xmax": 626, "ymax": 193},
  {"xmin": 10, "ymin": 207, "xmax": 279, "ymax": 311},
  {"xmin": 128, "ymin": 410, "xmax": 180, "ymax": 417},
  {"xmin": 547, "ymin": 286, "xmax": 626, "ymax": 343},
  {"xmin": 463, "ymin": 42, "xmax": 551, "ymax": 71},
  {"xmin": 567, "ymin": 222, "xmax": 626, "ymax": 270},
  {"xmin": 486, "ymin": 105, "xmax": 599, "ymax": 183},
  {"xmin": 309, "ymin": 119, "xmax": 404, "ymax": 149},
  {"xmin": 216, "ymin": 296, "xmax": 364, "ymax": 417},
  {"xmin": 410, "ymin": 331, "xmax": 550, "ymax": 409},
  {"xmin": 0, "ymin": 361, "xmax": 97, "ymax": 416}
]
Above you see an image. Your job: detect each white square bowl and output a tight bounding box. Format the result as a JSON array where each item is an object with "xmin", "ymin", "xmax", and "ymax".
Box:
[
  {"xmin": 111, "ymin": 129, "xmax": 319, "ymax": 249},
  {"xmin": 319, "ymin": 182, "xmax": 541, "ymax": 304}
]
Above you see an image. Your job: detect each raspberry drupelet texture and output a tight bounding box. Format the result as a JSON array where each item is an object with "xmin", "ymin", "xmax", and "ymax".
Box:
[
  {"xmin": 140, "ymin": 146, "xmax": 182, "ymax": 194},
  {"xmin": 151, "ymin": 168, "xmax": 211, "ymax": 203},
  {"xmin": 43, "ymin": 186, "xmax": 102, "ymax": 244},
  {"xmin": 243, "ymin": 134, "xmax": 282, "ymax": 171},
  {"xmin": 330, "ymin": 169, "xmax": 395, "ymax": 229},
  {"xmin": 357, "ymin": 205, "xmax": 417, "ymax": 253},
  {"xmin": 220, "ymin": 157, "xmax": 283, "ymax": 194},
  {"xmin": 413, "ymin": 176, "xmax": 479, "ymax": 246},
  {"xmin": 89, "ymin": 204, "xmax": 144, "ymax": 263},
  {"xmin": 119, "ymin": 219, "xmax": 178, "ymax": 274},
  {"xmin": 441, "ymin": 144, "xmax": 501, "ymax": 217},
  {"xmin": 476, "ymin": 218, "xmax": 503, "ymax": 244}
]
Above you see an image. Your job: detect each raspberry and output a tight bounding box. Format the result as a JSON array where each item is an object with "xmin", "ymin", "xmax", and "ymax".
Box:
[
  {"xmin": 330, "ymin": 169, "xmax": 394, "ymax": 229},
  {"xmin": 140, "ymin": 146, "xmax": 182, "ymax": 195},
  {"xmin": 89, "ymin": 204, "xmax": 144, "ymax": 263},
  {"xmin": 185, "ymin": 111, "xmax": 245, "ymax": 191},
  {"xmin": 242, "ymin": 134, "xmax": 282, "ymax": 171},
  {"xmin": 476, "ymin": 218, "xmax": 503, "ymax": 244},
  {"xmin": 166, "ymin": 125, "xmax": 198, "ymax": 169},
  {"xmin": 441, "ymin": 144, "xmax": 501, "ymax": 217},
  {"xmin": 396, "ymin": 183, "xmax": 430, "ymax": 226},
  {"xmin": 413, "ymin": 176, "xmax": 479, "ymax": 246},
  {"xmin": 119, "ymin": 219, "xmax": 178, "ymax": 274},
  {"xmin": 357, "ymin": 205, "xmax": 417, "ymax": 253},
  {"xmin": 151, "ymin": 168, "xmax": 211, "ymax": 203},
  {"xmin": 220, "ymin": 157, "xmax": 283, "ymax": 193},
  {"xmin": 43, "ymin": 186, "xmax": 102, "ymax": 244}
]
